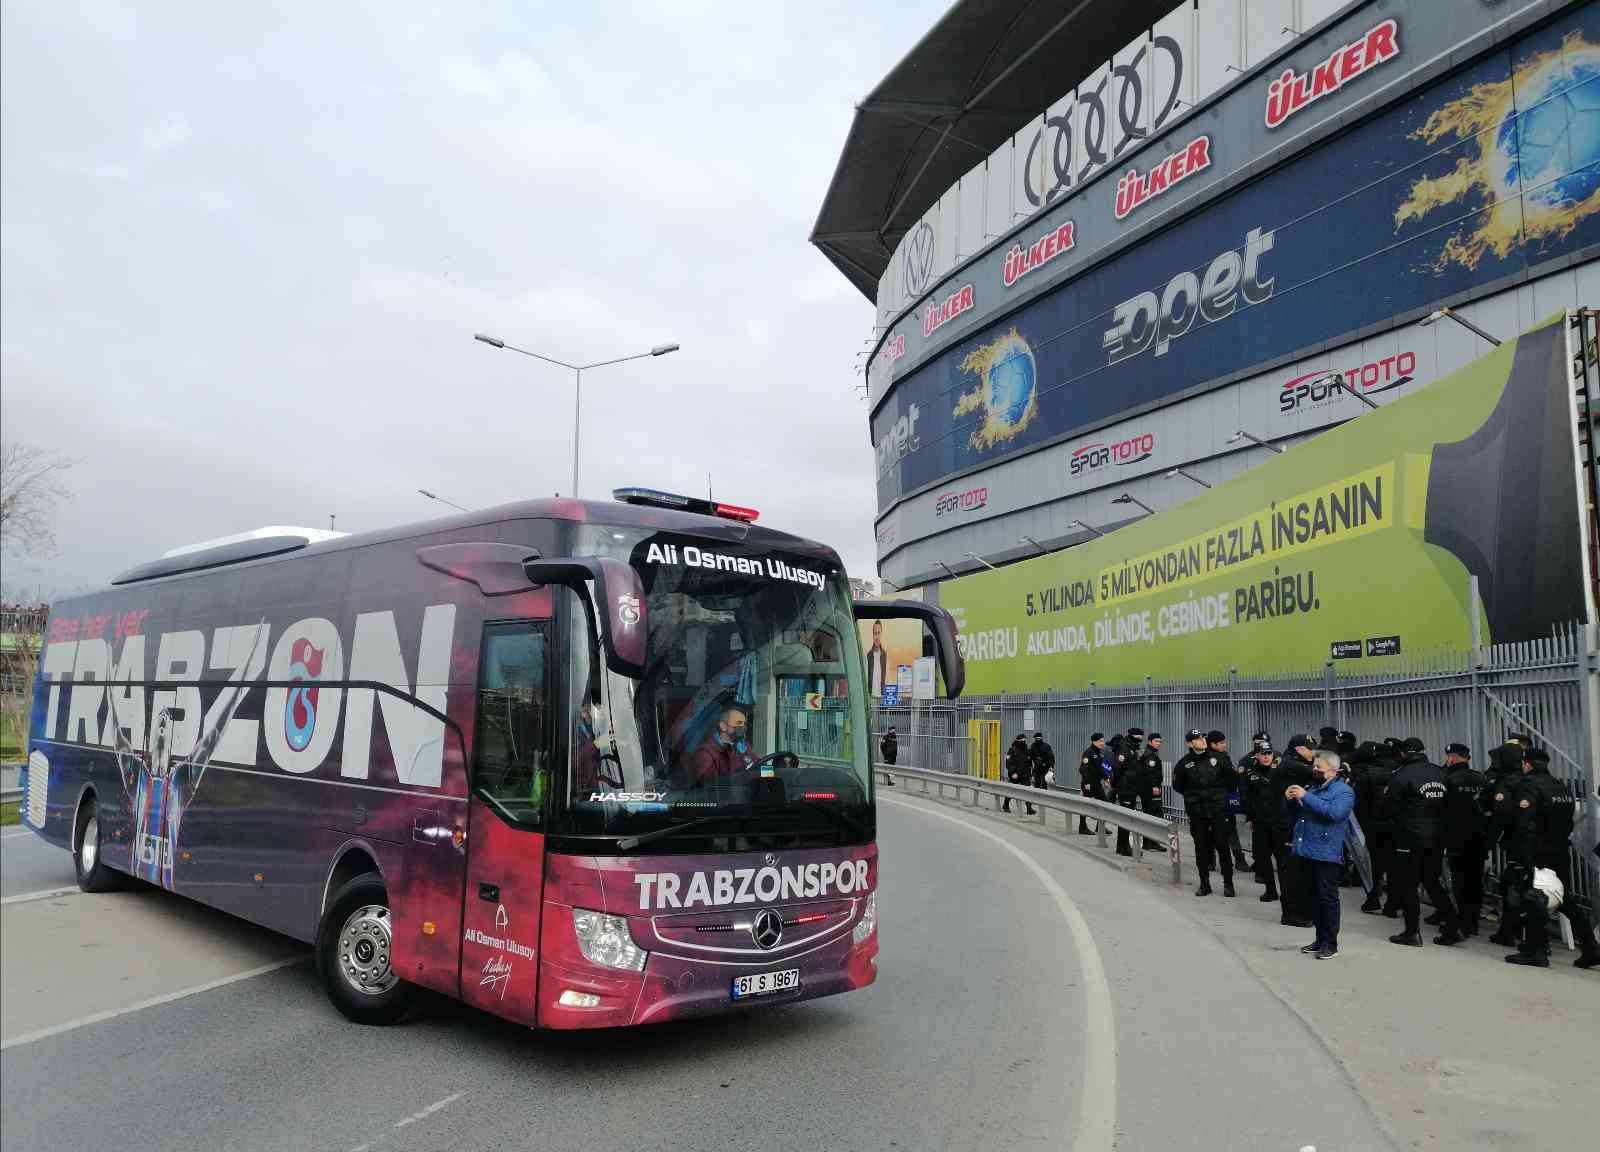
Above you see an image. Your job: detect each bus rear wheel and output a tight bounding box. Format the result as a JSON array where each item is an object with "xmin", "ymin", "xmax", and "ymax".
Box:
[
  {"xmin": 73, "ymin": 799, "xmax": 119, "ymax": 893},
  {"xmin": 317, "ymin": 874, "xmax": 416, "ymax": 1025}
]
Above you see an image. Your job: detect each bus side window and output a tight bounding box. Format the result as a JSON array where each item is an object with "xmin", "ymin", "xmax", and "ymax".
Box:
[{"xmin": 475, "ymin": 623, "xmax": 550, "ymax": 825}]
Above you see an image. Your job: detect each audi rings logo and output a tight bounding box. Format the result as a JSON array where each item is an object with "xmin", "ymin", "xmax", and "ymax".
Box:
[
  {"xmin": 751, "ymin": 909, "xmax": 784, "ymax": 950},
  {"xmin": 903, "ymin": 221, "xmax": 936, "ymax": 297}
]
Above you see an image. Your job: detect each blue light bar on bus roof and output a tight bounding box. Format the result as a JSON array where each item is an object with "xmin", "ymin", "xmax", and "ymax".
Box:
[{"xmin": 612, "ymin": 487, "xmax": 759, "ymax": 522}]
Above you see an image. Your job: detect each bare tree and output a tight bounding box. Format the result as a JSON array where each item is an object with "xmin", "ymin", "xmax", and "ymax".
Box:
[{"xmin": 0, "ymin": 441, "xmax": 71, "ymax": 556}]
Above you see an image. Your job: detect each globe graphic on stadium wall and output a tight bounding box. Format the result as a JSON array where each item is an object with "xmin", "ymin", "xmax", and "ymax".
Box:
[
  {"xmin": 1503, "ymin": 54, "xmax": 1600, "ymax": 210},
  {"xmin": 988, "ymin": 344, "xmax": 1036, "ymax": 427}
]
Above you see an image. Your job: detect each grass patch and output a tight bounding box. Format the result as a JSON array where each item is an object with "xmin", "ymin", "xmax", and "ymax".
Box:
[
  {"xmin": 1, "ymin": 710, "xmax": 27, "ymax": 761},
  {"xmin": 0, "ymin": 801, "xmax": 20, "ymax": 826}
]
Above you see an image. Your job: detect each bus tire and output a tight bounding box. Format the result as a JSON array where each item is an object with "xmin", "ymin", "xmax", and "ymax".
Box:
[
  {"xmin": 317, "ymin": 874, "xmax": 415, "ymax": 1025},
  {"xmin": 73, "ymin": 798, "xmax": 119, "ymax": 893}
]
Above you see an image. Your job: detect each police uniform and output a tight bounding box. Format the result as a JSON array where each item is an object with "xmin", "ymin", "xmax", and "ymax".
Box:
[
  {"xmin": 1077, "ymin": 736, "xmax": 1106, "ymax": 834},
  {"xmin": 1172, "ymin": 730, "xmax": 1235, "ymax": 896},
  {"xmin": 1004, "ymin": 735, "xmax": 1034, "ymax": 814},
  {"xmin": 1138, "ymin": 735, "xmax": 1167, "ymax": 851},
  {"xmin": 1384, "ymin": 739, "xmax": 1458, "ymax": 945},
  {"xmin": 1352, "ymin": 741, "xmax": 1398, "ymax": 914},
  {"xmin": 1437, "ymin": 743, "xmax": 1487, "ymax": 941},
  {"xmin": 1113, "ymin": 728, "xmax": 1149, "ymax": 856},
  {"xmin": 1209, "ymin": 733, "xmax": 1249, "ymax": 871},
  {"xmin": 1504, "ymin": 747, "xmax": 1600, "ymax": 968},
  {"xmin": 1269, "ymin": 738, "xmax": 1316, "ymax": 925},
  {"xmin": 1242, "ymin": 746, "xmax": 1280, "ymax": 897},
  {"xmin": 1029, "ymin": 734, "xmax": 1055, "ymax": 790}
]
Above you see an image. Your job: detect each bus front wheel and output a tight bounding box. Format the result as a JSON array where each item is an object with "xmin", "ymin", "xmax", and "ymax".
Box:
[
  {"xmin": 317, "ymin": 874, "xmax": 416, "ymax": 1025},
  {"xmin": 73, "ymin": 799, "xmax": 119, "ymax": 893}
]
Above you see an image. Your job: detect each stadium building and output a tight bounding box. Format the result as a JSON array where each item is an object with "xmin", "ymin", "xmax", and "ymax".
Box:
[{"xmin": 814, "ymin": 0, "xmax": 1600, "ymax": 593}]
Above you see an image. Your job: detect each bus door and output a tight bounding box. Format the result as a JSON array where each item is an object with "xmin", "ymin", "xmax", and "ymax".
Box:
[{"xmin": 458, "ymin": 618, "xmax": 552, "ymax": 1023}]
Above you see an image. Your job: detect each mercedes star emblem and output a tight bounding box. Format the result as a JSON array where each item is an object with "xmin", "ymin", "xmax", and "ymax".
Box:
[{"xmin": 751, "ymin": 909, "xmax": 783, "ymax": 950}]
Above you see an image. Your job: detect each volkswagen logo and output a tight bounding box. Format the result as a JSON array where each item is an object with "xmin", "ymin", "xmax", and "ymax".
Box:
[
  {"xmin": 751, "ymin": 909, "xmax": 783, "ymax": 950},
  {"xmin": 902, "ymin": 221, "xmax": 936, "ymax": 297}
]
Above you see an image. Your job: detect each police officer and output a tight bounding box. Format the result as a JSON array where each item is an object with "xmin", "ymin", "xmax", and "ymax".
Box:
[
  {"xmin": 1353, "ymin": 740, "xmax": 1398, "ymax": 914},
  {"xmin": 1384, "ymin": 737, "xmax": 1458, "ymax": 947},
  {"xmin": 1242, "ymin": 740, "xmax": 1280, "ymax": 900},
  {"xmin": 1030, "ymin": 731, "xmax": 1055, "ymax": 794},
  {"xmin": 1077, "ymin": 733, "xmax": 1107, "ymax": 834},
  {"xmin": 1504, "ymin": 746, "xmax": 1600, "ymax": 968},
  {"xmin": 1483, "ymin": 738, "xmax": 1530, "ymax": 946},
  {"xmin": 1114, "ymin": 727, "xmax": 1147, "ymax": 856},
  {"xmin": 1138, "ymin": 732, "xmax": 1167, "ymax": 851},
  {"xmin": 1004, "ymin": 733, "xmax": 1034, "ymax": 815},
  {"xmin": 1172, "ymin": 729, "xmax": 1236, "ymax": 897},
  {"xmin": 1209, "ymin": 731, "xmax": 1250, "ymax": 872},
  {"xmin": 1270, "ymin": 736, "xmax": 1317, "ymax": 926},
  {"xmin": 1433, "ymin": 742, "xmax": 1486, "ymax": 944}
]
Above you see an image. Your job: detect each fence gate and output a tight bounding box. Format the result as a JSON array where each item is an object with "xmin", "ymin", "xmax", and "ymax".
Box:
[{"xmin": 968, "ymin": 718, "xmax": 1002, "ymax": 780}]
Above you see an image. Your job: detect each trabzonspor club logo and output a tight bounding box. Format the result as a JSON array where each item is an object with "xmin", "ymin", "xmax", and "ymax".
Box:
[
  {"xmin": 952, "ymin": 328, "xmax": 1038, "ymax": 451},
  {"xmin": 285, "ymin": 637, "xmax": 325, "ymax": 752},
  {"xmin": 1396, "ymin": 32, "xmax": 1600, "ymax": 269}
]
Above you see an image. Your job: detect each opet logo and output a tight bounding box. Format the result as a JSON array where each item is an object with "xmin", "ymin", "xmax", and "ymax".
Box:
[{"xmin": 1069, "ymin": 432, "xmax": 1155, "ymax": 477}]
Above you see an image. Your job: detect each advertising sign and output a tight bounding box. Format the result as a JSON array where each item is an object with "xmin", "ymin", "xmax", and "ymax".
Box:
[
  {"xmin": 872, "ymin": 2, "xmax": 1600, "ymax": 510},
  {"xmin": 936, "ymin": 317, "xmax": 1587, "ymax": 693},
  {"xmin": 912, "ymin": 657, "xmax": 937, "ymax": 701},
  {"xmin": 858, "ymin": 614, "xmax": 922, "ymax": 702}
]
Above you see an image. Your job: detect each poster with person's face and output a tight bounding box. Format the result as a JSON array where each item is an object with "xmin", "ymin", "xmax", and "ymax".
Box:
[{"xmin": 857, "ymin": 613, "xmax": 925, "ymax": 702}]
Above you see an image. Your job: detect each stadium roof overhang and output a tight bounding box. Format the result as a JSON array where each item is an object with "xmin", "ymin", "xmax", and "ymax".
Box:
[{"xmin": 810, "ymin": 0, "xmax": 1179, "ymax": 300}]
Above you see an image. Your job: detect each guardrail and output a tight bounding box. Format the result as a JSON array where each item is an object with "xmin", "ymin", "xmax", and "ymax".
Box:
[
  {"xmin": 875, "ymin": 764, "xmax": 1182, "ymax": 884},
  {"xmin": 0, "ymin": 788, "xmax": 20, "ymax": 804}
]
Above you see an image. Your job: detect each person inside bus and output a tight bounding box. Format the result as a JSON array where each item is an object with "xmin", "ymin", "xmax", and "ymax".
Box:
[
  {"xmin": 573, "ymin": 703, "xmax": 602, "ymax": 794},
  {"xmin": 692, "ymin": 701, "xmax": 755, "ymax": 784}
]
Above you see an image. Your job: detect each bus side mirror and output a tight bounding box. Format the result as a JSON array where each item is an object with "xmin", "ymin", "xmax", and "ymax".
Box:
[
  {"xmin": 523, "ymin": 557, "xmax": 648, "ymax": 679},
  {"xmin": 852, "ymin": 600, "xmax": 966, "ymax": 698}
]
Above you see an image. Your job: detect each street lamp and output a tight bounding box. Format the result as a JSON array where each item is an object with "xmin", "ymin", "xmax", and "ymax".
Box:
[
  {"xmin": 1112, "ymin": 493, "xmax": 1156, "ymax": 516},
  {"xmin": 964, "ymin": 551, "xmax": 997, "ymax": 571},
  {"xmin": 1018, "ymin": 535, "xmax": 1048, "ymax": 554},
  {"xmin": 1164, "ymin": 468, "xmax": 1212, "ymax": 489},
  {"xmin": 1301, "ymin": 370, "xmax": 1378, "ymax": 410},
  {"xmin": 1068, "ymin": 518, "xmax": 1106, "ymax": 538},
  {"xmin": 1420, "ymin": 306, "xmax": 1501, "ymax": 346},
  {"xmin": 934, "ymin": 560, "xmax": 958, "ymax": 579},
  {"xmin": 1226, "ymin": 430, "xmax": 1286, "ymax": 455},
  {"xmin": 417, "ymin": 488, "xmax": 470, "ymax": 512},
  {"xmin": 474, "ymin": 333, "xmax": 680, "ymax": 496}
]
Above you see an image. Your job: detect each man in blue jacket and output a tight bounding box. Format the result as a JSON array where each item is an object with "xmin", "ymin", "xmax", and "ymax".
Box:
[{"xmin": 1288, "ymin": 749, "xmax": 1357, "ymax": 959}]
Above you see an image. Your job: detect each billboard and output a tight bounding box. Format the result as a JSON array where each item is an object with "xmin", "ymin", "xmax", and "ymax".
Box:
[
  {"xmin": 936, "ymin": 316, "xmax": 1588, "ymax": 693},
  {"xmin": 857, "ymin": 614, "xmax": 923, "ymax": 704},
  {"xmin": 872, "ymin": 2, "xmax": 1600, "ymax": 510}
]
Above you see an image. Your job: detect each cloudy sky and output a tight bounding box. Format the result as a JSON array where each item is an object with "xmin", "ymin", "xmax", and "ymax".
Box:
[{"xmin": 1, "ymin": 0, "xmax": 920, "ymax": 598}]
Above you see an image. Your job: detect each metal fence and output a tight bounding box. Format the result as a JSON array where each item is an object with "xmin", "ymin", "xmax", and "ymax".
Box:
[{"xmin": 874, "ymin": 621, "xmax": 1600, "ymax": 918}]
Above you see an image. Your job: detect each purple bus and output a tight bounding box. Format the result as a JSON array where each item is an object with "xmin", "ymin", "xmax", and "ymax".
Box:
[{"xmin": 22, "ymin": 489, "xmax": 962, "ymax": 1028}]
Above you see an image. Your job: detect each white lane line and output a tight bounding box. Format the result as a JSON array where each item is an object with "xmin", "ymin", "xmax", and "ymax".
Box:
[
  {"xmin": 2, "ymin": 828, "xmax": 37, "ymax": 840},
  {"xmin": 1, "ymin": 885, "xmax": 79, "ymax": 906},
  {"xmin": 0, "ymin": 955, "xmax": 308, "ymax": 1050},
  {"xmin": 394, "ymin": 1091, "xmax": 464, "ymax": 1129},
  {"xmin": 881, "ymin": 795, "xmax": 1117, "ymax": 1152}
]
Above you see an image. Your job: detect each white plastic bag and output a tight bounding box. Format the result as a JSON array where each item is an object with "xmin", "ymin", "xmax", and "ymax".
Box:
[{"xmin": 1531, "ymin": 866, "xmax": 1565, "ymax": 911}]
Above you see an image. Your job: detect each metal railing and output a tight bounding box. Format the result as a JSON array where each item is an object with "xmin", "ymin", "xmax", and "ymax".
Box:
[{"xmin": 874, "ymin": 763, "xmax": 1182, "ymax": 884}]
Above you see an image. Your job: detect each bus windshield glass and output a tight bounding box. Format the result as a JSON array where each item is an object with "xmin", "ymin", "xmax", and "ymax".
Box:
[{"xmin": 559, "ymin": 524, "xmax": 871, "ymax": 847}]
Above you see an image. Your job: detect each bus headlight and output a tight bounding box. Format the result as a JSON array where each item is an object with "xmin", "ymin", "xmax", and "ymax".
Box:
[
  {"xmin": 571, "ymin": 908, "xmax": 648, "ymax": 972},
  {"xmin": 852, "ymin": 892, "xmax": 877, "ymax": 944}
]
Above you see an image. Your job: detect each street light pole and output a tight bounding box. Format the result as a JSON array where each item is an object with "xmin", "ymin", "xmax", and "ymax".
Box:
[
  {"xmin": 474, "ymin": 333, "xmax": 680, "ymax": 496},
  {"xmin": 1226, "ymin": 430, "xmax": 1286, "ymax": 455},
  {"xmin": 1420, "ymin": 306, "xmax": 1501, "ymax": 346},
  {"xmin": 964, "ymin": 551, "xmax": 998, "ymax": 571},
  {"xmin": 1112, "ymin": 493, "xmax": 1157, "ymax": 516}
]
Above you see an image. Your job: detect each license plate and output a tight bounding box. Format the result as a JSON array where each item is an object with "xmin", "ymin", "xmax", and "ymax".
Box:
[{"xmin": 731, "ymin": 968, "xmax": 799, "ymax": 999}]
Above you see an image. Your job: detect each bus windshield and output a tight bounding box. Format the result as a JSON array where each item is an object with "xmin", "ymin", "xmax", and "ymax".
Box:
[{"xmin": 558, "ymin": 524, "xmax": 872, "ymax": 848}]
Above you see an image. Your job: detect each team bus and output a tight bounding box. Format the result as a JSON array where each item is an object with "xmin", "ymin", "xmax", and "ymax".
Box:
[{"xmin": 21, "ymin": 489, "xmax": 963, "ymax": 1028}]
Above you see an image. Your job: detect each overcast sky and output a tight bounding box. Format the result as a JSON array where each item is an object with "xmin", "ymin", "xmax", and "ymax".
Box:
[{"xmin": 1, "ymin": 0, "xmax": 919, "ymax": 598}]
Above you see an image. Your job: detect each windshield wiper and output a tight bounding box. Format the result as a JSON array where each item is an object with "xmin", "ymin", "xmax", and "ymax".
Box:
[{"xmin": 616, "ymin": 815, "xmax": 733, "ymax": 852}]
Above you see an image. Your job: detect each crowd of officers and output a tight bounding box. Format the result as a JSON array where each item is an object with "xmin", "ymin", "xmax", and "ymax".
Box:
[{"xmin": 982, "ymin": 724, "xmax": 1600, "ymax": 969}]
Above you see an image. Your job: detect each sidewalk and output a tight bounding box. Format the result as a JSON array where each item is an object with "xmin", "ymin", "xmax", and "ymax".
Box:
[{"xmin": 921, "ymin": 788, "xmax": 1596, "ymax": 1151}]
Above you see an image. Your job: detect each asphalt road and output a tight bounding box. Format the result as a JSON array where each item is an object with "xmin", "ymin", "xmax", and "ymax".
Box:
[{"xmin": 0, "ymin": 793, "xmax": 1528, "ymax": 1151}]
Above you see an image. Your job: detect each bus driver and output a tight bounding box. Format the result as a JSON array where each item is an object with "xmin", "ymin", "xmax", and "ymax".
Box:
[{"xmin": 693, "ymin": 702, "xmax": 755, "ymax": 784}]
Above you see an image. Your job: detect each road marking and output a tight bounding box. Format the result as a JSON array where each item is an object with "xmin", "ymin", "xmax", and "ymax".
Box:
[
  {"xmin": 2, "ymin": 828, "xmax": 37, "ymax": 840},
  {"xmin": 394, "ymin": 1091, "xmax": 464, "ymax": 1128},
  {"xmin": 0, "ymin": 955, "xmax": 307, "ymax": 1050},
  {"xmin": 881, "ymin": 794, "xmax": 1118, "ymax": 1152},
  {"xmin": 1, "ymin": 885, "xmax": 79, "ymax": 906}
]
